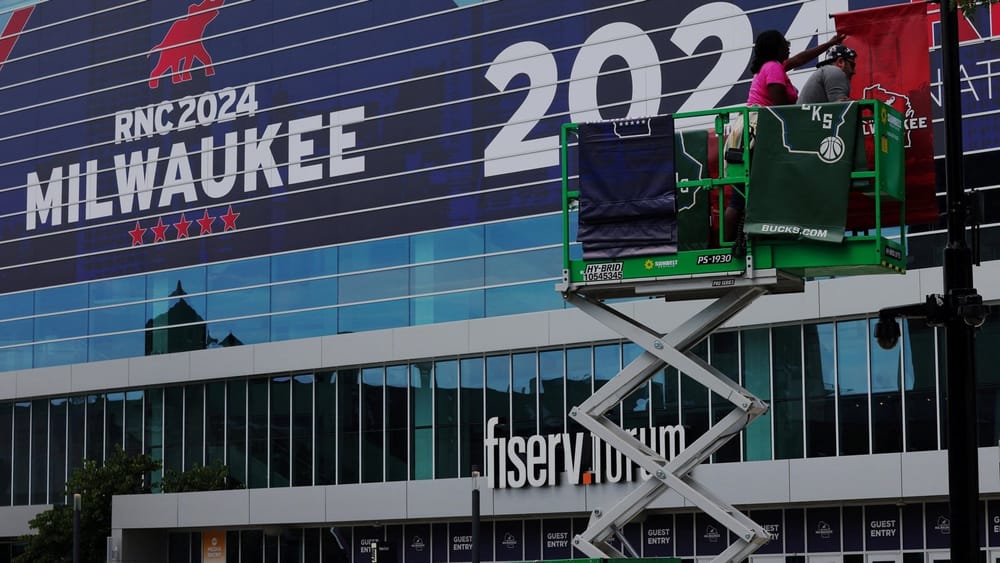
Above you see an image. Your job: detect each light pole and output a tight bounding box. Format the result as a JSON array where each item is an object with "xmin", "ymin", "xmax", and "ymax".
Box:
[
  {"xmin": 874, "ymin": 2, "xmax": 985, "ymax": 561},
  {"xmin": 72, "ymin": 492, "xmax": 81, "ymax": 563},
  {"xmin": 471, "ymin": 466, "xmax": 481, "ymax": 563}
]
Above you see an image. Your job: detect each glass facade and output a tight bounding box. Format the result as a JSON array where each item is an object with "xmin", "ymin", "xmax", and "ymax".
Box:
[
  {"xmin": 0, "ymin": 214, "xmax": 567, "ymax": 373},
  {"xmin": 2, "ymin": 311, "xmax": 999, "ymax": 506},
  {"xmin": 0, "ymin": 211, "xmax": 960, "ymax": 375}
]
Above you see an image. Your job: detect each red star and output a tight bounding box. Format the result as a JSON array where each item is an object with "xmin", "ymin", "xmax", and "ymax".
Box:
[
  {"xmin": 173, "ymin": 213, "xmax": 192, "ymax": 239},
  {"xmin": 196, "ymin": 209, "xmax": 215, "ymax": 235},
  {"xmin": 220, "ymin": 205, "xmax": 240, "ymax": 231},
  {"xmin": 150, "ymin": 217, "xmax": 169, "ymax": 243},
  {"xmin": 128, "ymin": 221, "xmax": 146, "ymax": 246}
]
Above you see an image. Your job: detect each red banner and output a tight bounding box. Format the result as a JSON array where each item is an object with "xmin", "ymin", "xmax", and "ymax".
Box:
[{"xmin": 834, "ymin": 1, "xmax": 937, "ymax": 227}]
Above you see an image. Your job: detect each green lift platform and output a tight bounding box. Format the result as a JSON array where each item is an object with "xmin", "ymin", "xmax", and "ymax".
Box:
[{"xmin": 555, "ymin": 100, "xmax": 906, "ymax": 562}]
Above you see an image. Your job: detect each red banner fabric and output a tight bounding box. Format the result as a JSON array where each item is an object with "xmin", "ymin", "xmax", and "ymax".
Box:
[{"xmin": 834, "ymin": 1, "xmax": 938, "ymax": 227}]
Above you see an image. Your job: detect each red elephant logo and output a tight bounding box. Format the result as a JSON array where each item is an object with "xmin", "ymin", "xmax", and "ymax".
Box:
[{"xmin": 148, "ymin": 0, "xmax": 225, "ymax": 88}]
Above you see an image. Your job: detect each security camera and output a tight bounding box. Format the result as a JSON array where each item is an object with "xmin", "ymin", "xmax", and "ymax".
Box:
[{"xmin": 874, "ymin": 317, "xmax": 900, "ymax": 350}]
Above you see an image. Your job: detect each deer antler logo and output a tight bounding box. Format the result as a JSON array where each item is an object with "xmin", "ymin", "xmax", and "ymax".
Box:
[{"xmin": 148, "ymin": 0, "xmax": 225, "ymax": 89}]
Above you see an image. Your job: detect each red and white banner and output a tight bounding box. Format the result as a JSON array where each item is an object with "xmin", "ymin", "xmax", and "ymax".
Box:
[{"xmin": 834, "ymin": 1, "xmax": 937, "ymax": 227}]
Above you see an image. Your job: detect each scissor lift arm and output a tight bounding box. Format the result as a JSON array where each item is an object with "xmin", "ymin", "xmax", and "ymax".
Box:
[{"xmin": 558, "ymin": 101, "xmax": 906, "ymax": 561}]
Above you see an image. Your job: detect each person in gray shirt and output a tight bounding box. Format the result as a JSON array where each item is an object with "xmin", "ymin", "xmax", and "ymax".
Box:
[{"xmin": 798, "ymin": 44, "xmax": 857, "ymax": 103}]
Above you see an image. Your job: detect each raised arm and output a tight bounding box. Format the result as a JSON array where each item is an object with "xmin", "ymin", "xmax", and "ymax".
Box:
[{"xmin": 784, "ymin": 33, "xmax": 845, "ymax": 70}]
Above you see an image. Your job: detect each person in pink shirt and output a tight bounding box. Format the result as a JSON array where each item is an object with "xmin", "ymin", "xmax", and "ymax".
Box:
[
  {"xmin": 726, "ymin": 29, "xmax": 846, "ymax": 254},
  {"xmin": 747, "ymin": 29, "xmax": 845, "ymax": 107}
]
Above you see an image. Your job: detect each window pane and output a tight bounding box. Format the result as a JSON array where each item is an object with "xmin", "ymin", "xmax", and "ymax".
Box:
[
  {"xmin": 145, "ymin": 287, "xmax": 208, "ymax": 356},
  {"xmin": 105, "ymin": 392, "xmax": 125, "ymax": 453},
  {"xmin": 411, "ymin": 225, "xmax": 485, "ymax": 263},
  {"xmin": 837, "ymin": 319, "xmax": 870, "ymax": 456},
  {"xmin": 292, "ymin": 374, "xmax": 313, "ymax": 487},
  {"xmin": 34, "ymin": 312, "xmax": 88, "ymax": 367},
  {"xmin": 651, "ymin": 366, "xmax": 680, "ymax": 428},
  {"xmin": 681, "ymin": 341, "xmax": 709, "ymax": 447},
  {"xmin": 67, "ymin": 396, "xmax": 86, "ymax": 480},
  {"xmin": 742, "ymin": 329, "xmax": 771, "ymax": 461},
  {"xmin": 270, "ymin": 377, "xmax": 291, "ymax": 487},
  {"xmin": 48, "ymin": 398, "xmax": 67, "ymax": 504},
  {"xmin": 144, "ymin": 389, "xmax": 163, "ymax": 488},
  {"xmin": 207, "ymin": 258, "xmax": 269, "ymax": 291},
  {"xmin": 539, "ymin": 350, "xmax": 565, "ymax": 435},
  {"xmin": 411, "ymin": 290, "xmax": 485, "ymax": 326},
  {"xmin": 30, "ymin": 399, "xmax": 47, "ymax": 505},
  {"xmin": 125, "ymin": 390, "xmax": 144, "ymax": 457},
  {"xmin": 315, "ymin": 373, "xmax": 337, "ymax": 486},
  {"xmin": 870, "ymin": 318, "xmax": 902, "ymax": 453},
  {"xmin": 361, "ymin": 368, "xmax": 384, "ymax": 483},
  {"xmin": 435, "ymin": 360, "xmax": 458, "ymax": 479},
  {"xmin": 511, "ymin": 353, "xmax": 537, "ymax": 437},
  {"xmin": 904, "ymin": 321, "xmax": 937, "ymax": 451},
  {"xmin": 271, "ymin": 279, "xmax": 337, "ymax": 313},
  {"xmin": 227, "ymin": 381, "xmax": 247, "ymax": 487},
  {"xmin": 410, "ymin": 362, "xmax": 433, "ymax": 480},
  {"xmin": 0, "ymin": 292, "xmax": 32, "ymax": 321},
  {"xmin": 772, "ymin": 325, "xmax": 803, "ymax": 460},
  {"xmin": 410, "ymin": 258, "xmax": 484, "ymax": 295},
  {"xmin": 339, "ymin": 300, "xmax": 408, "ymax": 333},
  {"xmin": 35, "ymin": 284, "xmax": 87, "ymax": 315},
  {"xmin": 566, "ymin": 347, "xmax": 592, "ymax": 434},
  {"xmin": 804, "ymin": 323, "xmax": 837, "ymax": 457},
  {"xmin": 184, "ymin": 385, "xmax": 204, "ymax": 470},
  {"xmin": 709, "ymin": 332, "xmax": 740, "ymax": 462},
  {"xmin": 207, "ymin": 317, "xmax": 268, "ymax": 348},
  {"xmin": 485, "ymin": 282, "xmax": 564, "ymax": 318},
  {"xmin": 270, "ymin": 309, "xmax": 338, "ymax": 341},
  {"xmin": 0, "ymin": 403, "xmax": 12, "ymax": 506},
  {"xmin": 12, "ymin": 402, "xmax": 29, "ymax": 505},
  {"xmin": 386, "ymin": 366, "xmax": 408, "ymax": 482},
  {"xmin": 459, "ymin": 358, "xmax": 484, "ymax": 476},
  {"xmin": 247, "ymin": 379, "xmax": 268, "ymax": 488},
  {"xmin": 976, "ymin": 308, "xmax": 1000, "ymax": 447},
  {"xmin": 485, "ymin": 248, "xmax": 560, "ymax": 286},
  {"xmin": 207, "ymin": 287, "xmax": 270, "ymax": 321},
  {"xmin": 164, "ymin": 387, "xmax": 183, "ymax": 473},
  {"xmin": 622, "ymin": 343, "xmax": 648, "ymax": 432},
  {"xmin": 86, "ymin": 394, "xmax": 104, "ymax": 463},
  {"xmin": 0, "ymin": 319, "xmax": 33, "ymax": 371},
  {"xmin": 205, "ymin": 383, "xmax": 225, "ymax": 465},
  {"xmin": 337, "ymin": 370, "xmax": 360, "ymax": 485},
  {"xmin": 339, "ymin": 270, "xmax": 408, "ymax": 304},
  {"xmin": 147, "ymin": 267, "xmax": 206, "ymax": 301},
  {"xmin": 271, "ymin": 246, "xmax": 338, "ymax": 283},
  {"xmin": 485, "ymin": 355, "xmax": 510, "ymax": 438},
  {"xmin": 90, "ymin": 276, "xmax": 145, "ymax": 307},
  {"xmin": 485, "ymin": 215, "xmax": 560, "ymax": 253},
  {"xmin": 339, "ymin": 238, "xmax": 409, "ymax": 273}
]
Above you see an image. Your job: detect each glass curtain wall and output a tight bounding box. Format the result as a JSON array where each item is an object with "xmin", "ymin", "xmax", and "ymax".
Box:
[{"xmin": 5, "ymin": 316, "xmax": 1000, "ymax": 505}]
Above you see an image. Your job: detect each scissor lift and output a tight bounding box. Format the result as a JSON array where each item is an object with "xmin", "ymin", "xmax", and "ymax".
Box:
[{"xmin": 556, "ymin": 101, "xmax": 906, "ymax": 561}]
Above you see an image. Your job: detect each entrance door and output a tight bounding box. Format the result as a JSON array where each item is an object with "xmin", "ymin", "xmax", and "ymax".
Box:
[
  {"xmin": 866, "ymin": 554, "xmax": 902, "ymax": 563},
  {"xmin": 928, "ymin": 550, "xmax": 950, "ymax": 562},
  {"xmin": 808, "ymin": 556, "xmax": 842, "ymax": 563}
]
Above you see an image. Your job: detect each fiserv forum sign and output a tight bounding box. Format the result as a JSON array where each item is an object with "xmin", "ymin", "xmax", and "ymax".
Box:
[
  {"xmin": 0, "ymin": 0, "xmax": 991, "ymax": 291},
  {"xmin": 483, "ymin": 417, "xmax": 685, "ymax": 489}
]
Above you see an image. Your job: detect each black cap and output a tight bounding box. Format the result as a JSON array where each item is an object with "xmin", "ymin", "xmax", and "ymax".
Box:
[{"xmin": 817, "ymin": 44, "xmax": 857, "ymax": 68}]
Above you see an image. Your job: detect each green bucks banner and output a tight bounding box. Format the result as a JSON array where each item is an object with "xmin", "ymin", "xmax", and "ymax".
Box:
[
  {"xmin": 675, "ymin": 129, "xmax": 710, "ymax": 250},
  {"xmin": 745, "ymin": 102, "xmax": 859, "ymax": 243}
]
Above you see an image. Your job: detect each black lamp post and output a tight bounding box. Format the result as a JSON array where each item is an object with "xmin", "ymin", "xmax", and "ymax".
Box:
[
  {"xmin": 874, "ymin": 2, "xmax": 985, "ymax": 561},
  {"xmin": 72, "ymin": 492, "xmax": 81, "ymax": 563}
]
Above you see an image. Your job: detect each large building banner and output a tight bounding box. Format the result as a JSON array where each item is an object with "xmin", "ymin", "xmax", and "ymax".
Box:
[
  {"xmin": 3, "ymin": 0, "xmax": 1000, "ymax": 292},
  {"xmin": 834, "ymin": 2, "xmax": 936, "ymax": 226}
]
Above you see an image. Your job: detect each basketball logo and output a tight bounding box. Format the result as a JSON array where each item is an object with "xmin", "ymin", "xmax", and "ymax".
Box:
[{"xmin": 817, "ymin": 136, "xmax": 845, "ymax": 163}]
